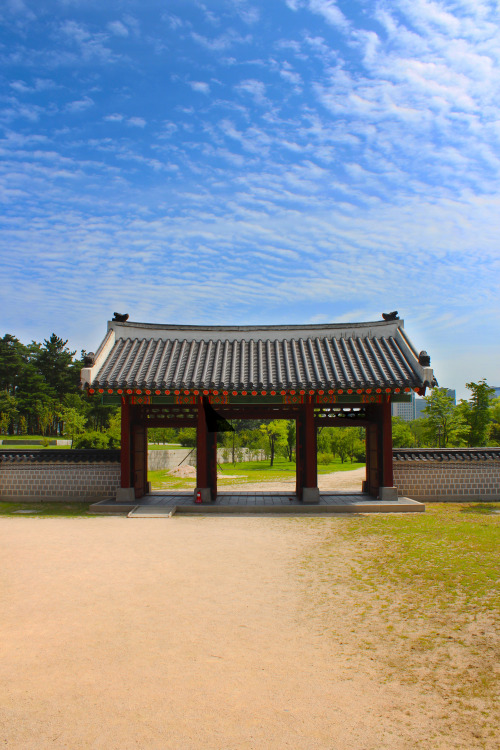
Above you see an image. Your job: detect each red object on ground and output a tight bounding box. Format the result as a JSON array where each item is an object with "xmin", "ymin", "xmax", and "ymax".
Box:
[{"xmin": 195, "ymin": 491, "xmax": 202, "ymax": 504}]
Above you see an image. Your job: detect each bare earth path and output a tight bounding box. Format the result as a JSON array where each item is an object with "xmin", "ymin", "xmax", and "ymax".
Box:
[
  {"xmin": 218, "ymin": 466, "xmax": 365, "ymax": 492},
  {"xmin": 0, "ymin": 516, "xmax": 487, "ymax": 749}
]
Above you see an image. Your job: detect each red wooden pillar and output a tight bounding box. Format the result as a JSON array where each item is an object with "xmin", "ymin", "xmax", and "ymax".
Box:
[
  {"xmin": 120, "ymin": 396, "xmax": 131, "ymax": 488},
  {"xmin": 132, "ymin": 421, "xmax": 147, "ymax": 498},
  {"xmin": 196, "ymin": 397, "xmax": 208, "ymax": 490},
  {"xmin": 302, "ymin": 396, "xmax": 319, "ymax": 503},
  {"xmin": 373, "ymin": 398, "xmax": 397, "ymax": 500},
  {"xmin": 364, "ymin": 421, "xmax": 379, "ymax": 496},
  {"xmin": 295, "ymin": 415, "xmax": 303, "ymax": 499},
  {"xmin": 207, "ymin": 432, "xmax": 218, "ymax": 501},
  {"xmin": 381, "ymin": 398, "xmax": 394, "ymax": 488},
  {"xmin": 196, "ymin": 397, "xmax": 214, "ymax": 502}
]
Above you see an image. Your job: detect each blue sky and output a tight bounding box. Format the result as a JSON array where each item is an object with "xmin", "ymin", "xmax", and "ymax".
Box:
[{"xmin": 1, "ymin": 0, "xmax": 499, "ymax": 399}]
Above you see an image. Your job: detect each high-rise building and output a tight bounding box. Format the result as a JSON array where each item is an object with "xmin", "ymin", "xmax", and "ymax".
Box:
[
  {"xmin": 415, "ymin": 397, "xmax": 426, "ymax": 419},
  {"xmin": 392, "ymin": 392, "xmax": 417, "ymax": 421},
  {"xmin": 392, "ymin": 388, "xmax": 456, "ymax": 422},
  {"xmin": 446, "ymin": 389, "xmax": 456, "ymax": 405}
]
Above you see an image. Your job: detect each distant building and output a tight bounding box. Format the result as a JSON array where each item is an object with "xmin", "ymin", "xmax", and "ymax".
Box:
[
  {"xmin": 392, "ymin": 392, "xmax": 417, "ymax": 422},
  {"xmin": 392, "ymin": 388, "xmax": 456, "ymax": 422},
  {"xmin": 446, "ymin": 389, "xmax": 456, "ymax": 405},
  {"xmin": 415, "ymin": 397, "xmax": 426, "ymax": 419}
]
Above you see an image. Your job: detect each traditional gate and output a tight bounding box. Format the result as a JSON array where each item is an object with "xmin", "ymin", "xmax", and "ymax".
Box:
[{"xmin": 81, "ymin": 315, "xmax": 435, "ymax": 503}]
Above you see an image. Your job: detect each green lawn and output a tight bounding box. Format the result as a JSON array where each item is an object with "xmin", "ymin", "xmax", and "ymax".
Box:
[
  {"xmin": 0, "ymin": 444, "xmax": 72, "ymax": 450},
  {"xmin": 147, "ymin": 443, "xmax": 183, "ymax": 450},
  {"xmin": 342, "ymin": 502, "xmax": 500, "ymax": 611},
  {"xmin": 0, "ymin": 435, "xmax": 72, "ymax": 449},
  {"xmin": 0, "ymin": 435, "xmax": 48, "ymax": 440},
  {"xmin": 149, "ymin": 457, "xmax": 365, "ymax": 490},
  {"xmin": 299, "ymin": 502, "xmax": 500, "ymax": 726}
]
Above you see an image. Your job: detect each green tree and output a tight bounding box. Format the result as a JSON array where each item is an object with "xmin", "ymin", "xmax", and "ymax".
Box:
[
  {"xmin": 14, "ymin": 364, "xmax": 51, "ymax": 434},
  {"xmin": 0, "ymin": 413, "xmax": 9, "ymax": 435},
  {"xmin": 284, "ymin": 420, "xmax": 296, "ymax": 462},
  {"xmin": 32, "ymin": 334, "xmax": 82, "ymax": 401},
  {"xmin": 61, "ymin": 407, "xmax": 86, "ymax": 448},
  {"xmin": 35, "ymin": 399, "xmax": 58, "ymax": 436},
  {"xmin": 148, "ymin": 427, "xmax": 179, "ymax": 445},
  {"xmin": 336, "ymin": 430, "xmax": 351, "ymax": 464},
  {"xmin": 458, "ymin": 379, "xmax": 495, "ymax": 447},
  {"xmin": 18, "ymin": 415, "xmax": 27, "ymax": 435},
  {"xmin": 106, "ymin": 411, "xmax": 122, "ymax": 448},
  {"xmin": 0, "ymin": 334, "xmax": 27, "ymax": 396},
  {"xmin": 178, "ymin": 427, "xmax": 197, "ymax": 446},
  {"xmin": 260, "ymin": 420, "xmax": 287, "ymax": 466},
  {"xmin": 488, "ymin": 397, "xmax": 500, "ymax": 446},
  {"xmin": 408, "ymin": 419, "xmax": 428, "ymax": 447},
  {"xmin": 422, "ymin": 388, "xmax": 467, "ymax": 447},
  {"xmin": 0, "ymin": 390, "xmax": 18, "ymax": 434},
  {"xmin": 391, "ymin": 417, "xmax": 414, "ymax": 448}
]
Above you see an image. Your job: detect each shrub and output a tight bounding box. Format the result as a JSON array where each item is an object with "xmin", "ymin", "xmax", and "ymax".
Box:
[
  {"xmin": 318, "ymin": 452, "xmax": 334, "ymax": 464},
  {"xmin": 73, "ymin": 431, "xmax": 110, "ymax": 449}
]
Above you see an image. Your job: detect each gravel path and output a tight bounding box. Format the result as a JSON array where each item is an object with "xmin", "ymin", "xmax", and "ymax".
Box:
[{"xmin": 219, "ymin": 466, "xmax": 365, "ymax": 492}]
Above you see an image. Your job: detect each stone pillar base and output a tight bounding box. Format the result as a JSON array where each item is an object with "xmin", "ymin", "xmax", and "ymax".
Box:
[
  {"xmin": 146, "ymin": 481, "xmax": 152, "ymax": 494},
  {"xmin": 194, "ymin": 487, "xmax": 212, "ymax": 503},
  {"xmin": 378, "ymin": 486, "xmax": 399, "ymax": 501},
  {"xmin": 116, "ymin": 487, "xmax": 135, "ymax": 503},
  {"xmin": 302, "ymin": 487, "xmax": 320, "ymax": 504}
]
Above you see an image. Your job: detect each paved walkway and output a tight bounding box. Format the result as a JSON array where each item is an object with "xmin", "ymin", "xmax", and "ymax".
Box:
[
  {"xmin": 90, "ymin": 491, "xmax": 424, "ymax": 515},
  {"xmin": 141, "ymin": 491, "xmax": 390, "ymax": 506}
]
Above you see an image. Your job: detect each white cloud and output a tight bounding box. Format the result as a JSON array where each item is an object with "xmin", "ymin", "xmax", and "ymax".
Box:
[
  {"xmin": 308, "ymin": 0, "xmax": 349, "ymax": 30},
  {"xmin": 235, "ymin": 78, "xmax": 267, "ymax": 104},
  {"xmin": 104, "ymin": 113, "xmax": 124, "ymax": 122},
  {"xmin": 59, "ymin": 20, "xmax": 115, "ymax": 63},
  {"xmin": 191, "ymin": 30, "xmax": 252, "ymax": 52},
  {"xmin": 189, "ymin": 81, "xmax": 210, "ymax": 94},
  {"xmin": 107, "ymin": 20, "xmax": 129, "ymax": 37},
  {"xmin": 127, "ymin": 117, "xmax": 147, "ymax": 127},
  {"xmin": 66, "ymin": 96, "xmax": 94, "ymax": 113},
  {"xmin": 10, "ymin": 80, "xmax": 30, "ymax": 93}
]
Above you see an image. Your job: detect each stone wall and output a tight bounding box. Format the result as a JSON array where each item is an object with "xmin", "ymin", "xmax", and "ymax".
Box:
[
  {"xmin": 148, "ymin": 449, "xmax": 194, "ymax": 471},
  {"xmin": 0, "ymin": 450, "xmax": 121, "ymax": 502},
  {"xmin": 147, "ymin": 447, "xmax": 266, "ymax": 471},
  {"xmin": 393, "ymin": 448, "xmax": 500, "ymax": 502}
]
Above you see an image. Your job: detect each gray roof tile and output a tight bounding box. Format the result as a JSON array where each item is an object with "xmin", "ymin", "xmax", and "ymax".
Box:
[{"xmin": 82, "ymin": 319, "xmax": 434, "ymax": 391}]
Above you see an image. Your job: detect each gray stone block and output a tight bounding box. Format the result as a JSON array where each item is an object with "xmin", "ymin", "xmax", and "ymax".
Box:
[
  {"xmin": 378, "ymin": 486, "xmax": 399, "ymax": 501},
  {"xmin": 302, "ymin": 487, "xmax": 320, "ymax": 504},
  {"xmin": 116, "ymin": 487, "xmax": 136, "ymax": 502}
]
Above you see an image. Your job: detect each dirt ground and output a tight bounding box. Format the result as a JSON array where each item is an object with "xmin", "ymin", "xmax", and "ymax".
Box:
[
  {"xmin": 219, "ymin": 466, "xmax": 365, "ymax": 492},
  {"xmin": 0, "ymin": 516, "xmax": 494, "ymax": 749}
]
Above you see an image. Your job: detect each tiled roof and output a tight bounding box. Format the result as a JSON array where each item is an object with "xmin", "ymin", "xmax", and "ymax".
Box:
[
  {"xmin": 0, "ymin": 449, "xmax": 121, "ymax": 463},
  {"xmin": 393, "ymin": 448, "xmax": 500, "ymax": 461},
  {"xmin": 82, "ymin": 319, "xmax": 435, "ymax": 392}
]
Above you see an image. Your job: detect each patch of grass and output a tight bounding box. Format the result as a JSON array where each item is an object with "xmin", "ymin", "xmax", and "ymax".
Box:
[
  {"xmin": 147, "ymin": 444, "xmax": 183, "ymax": 450},
  {"xmin": 148, "ymin": 469, "xmax": 195, "ymax": 489},
  {"xmin": 296, "ymin": 504, "xmax": 500, "ymax": 736},
  {"xmin": 148, "ymin": 457, "xmax": 365, "ymax": 489},
  {"xmin": 0, "ymin": 444, "xmax": 72, "ymax": 450},
  {"xmin": 0, "ymin": 435, "xmax": 47, "ymax": 440},
  {"xmin": 0, "ymin": 502, "xmax": 91, "ymax": 517},
  {"xmin": 343, "ymin": 502, "xmax": 500, "ymax": 611}
]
